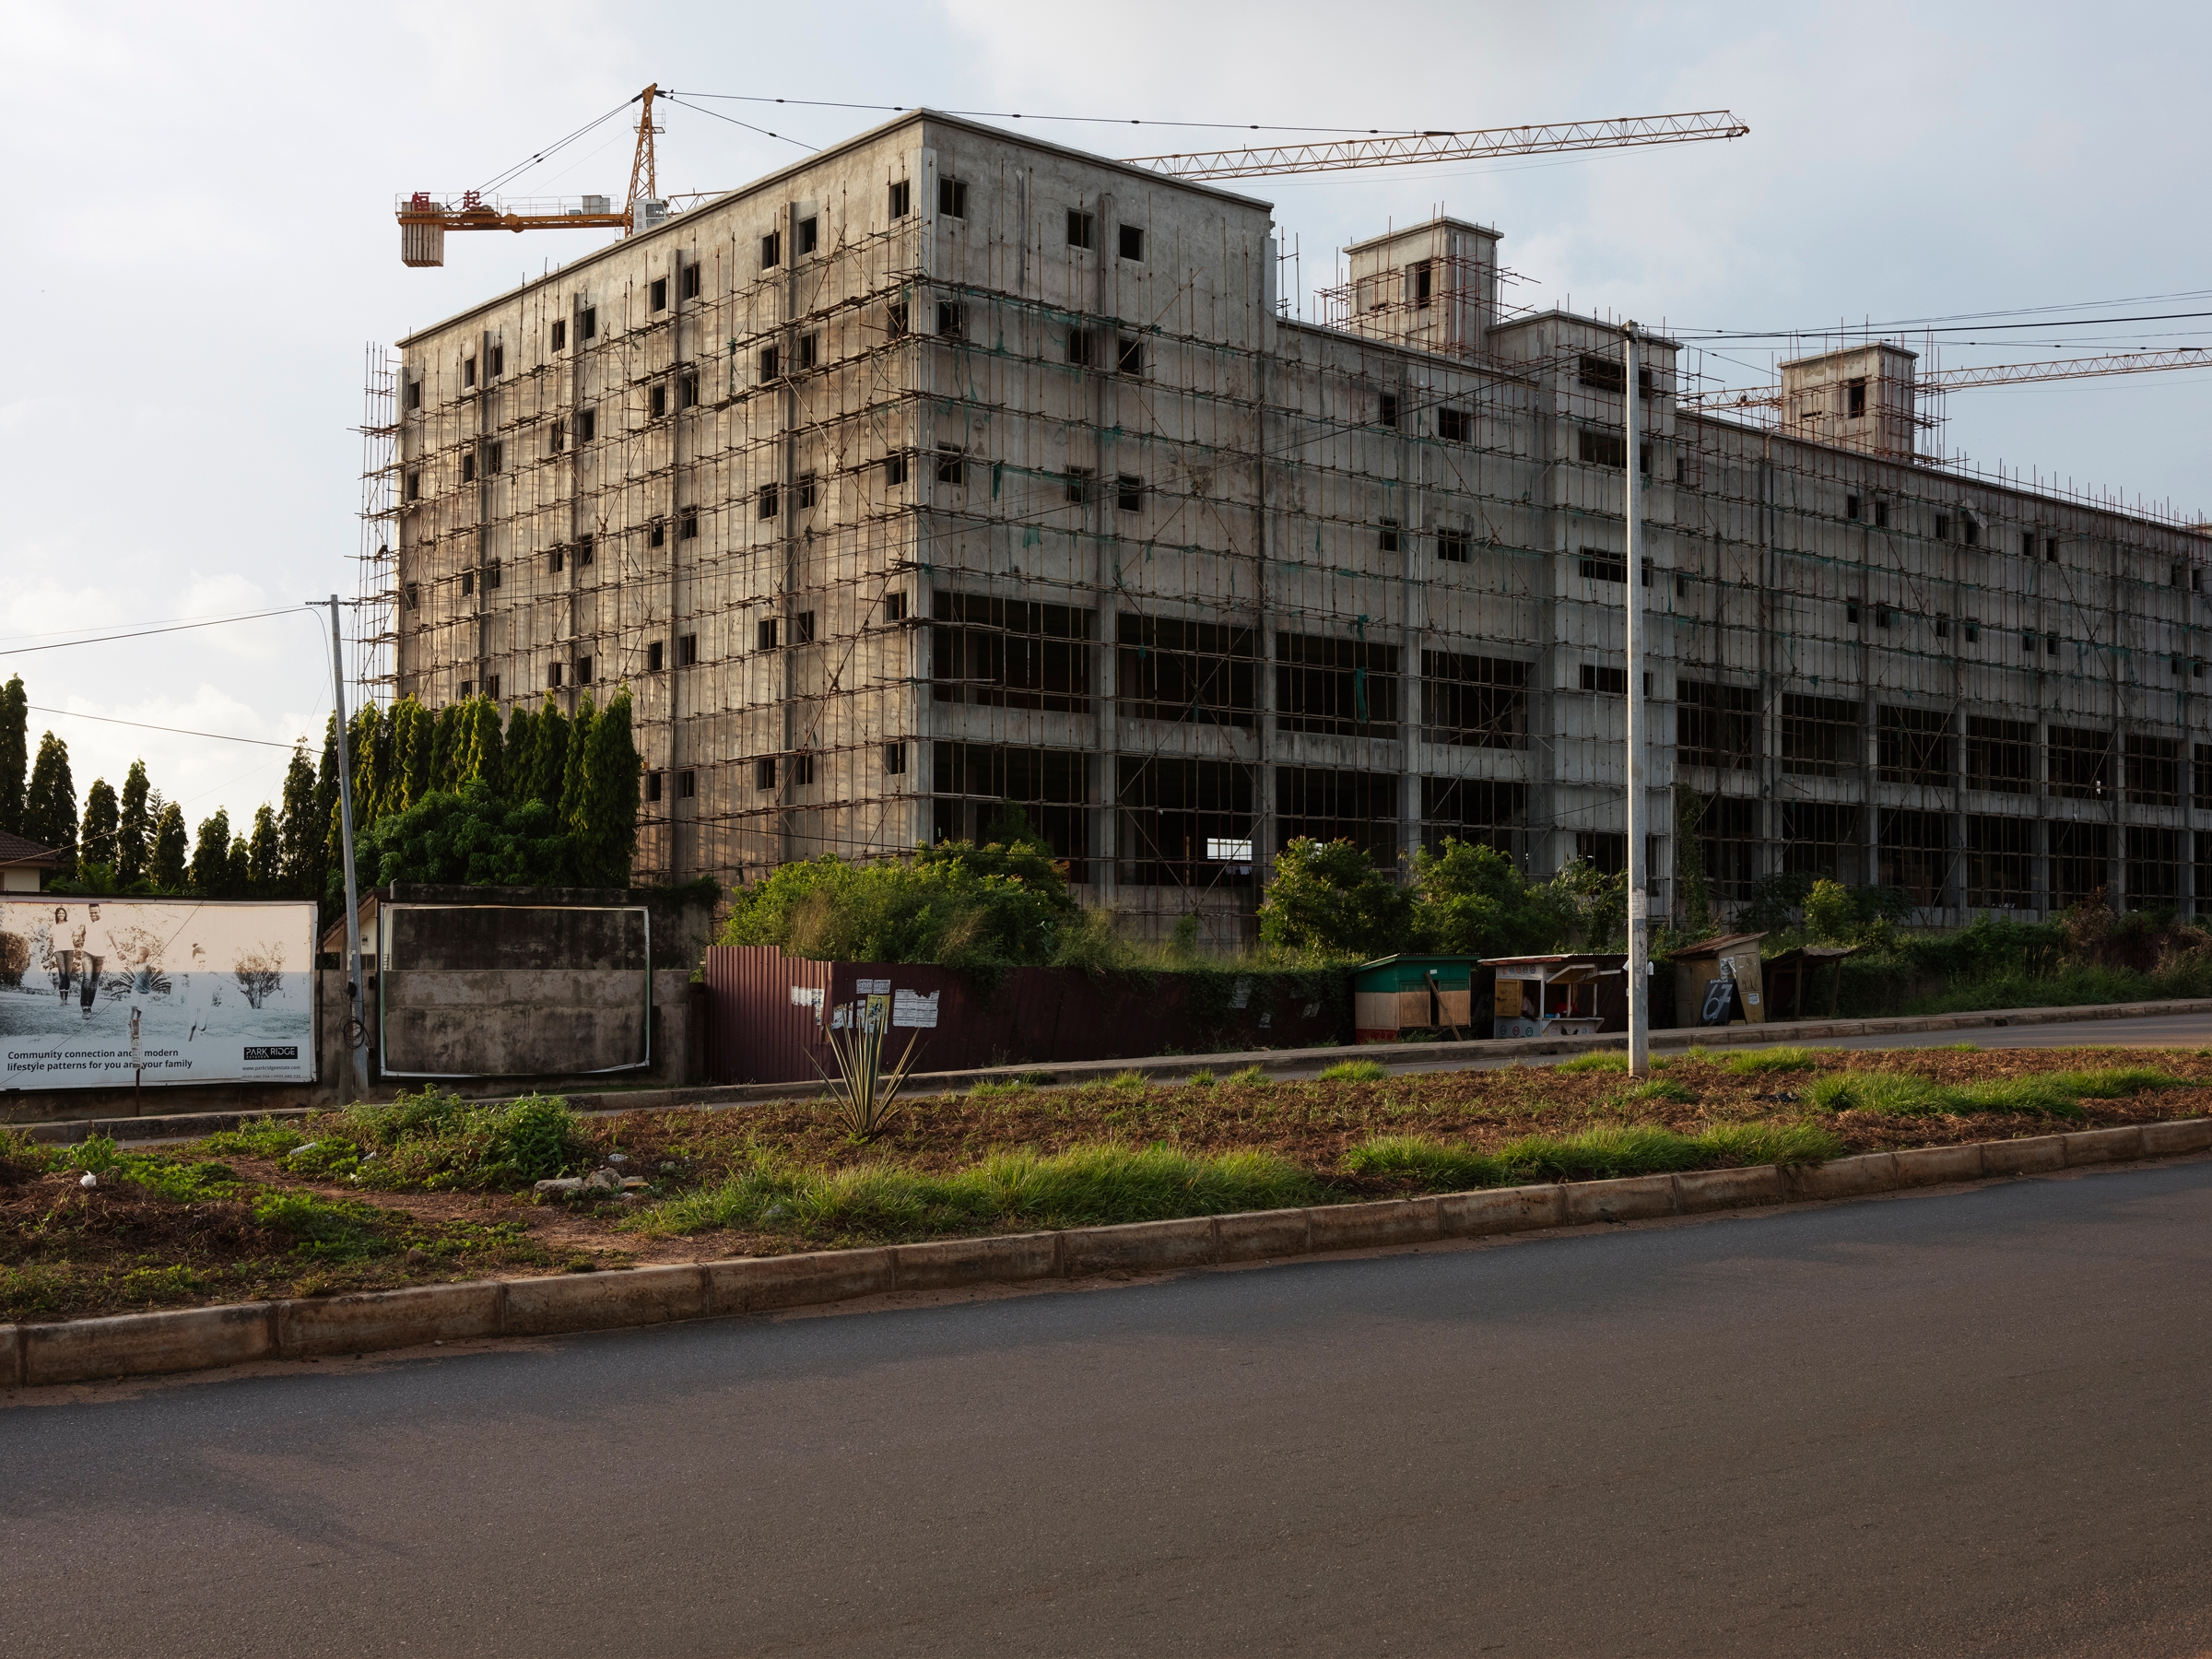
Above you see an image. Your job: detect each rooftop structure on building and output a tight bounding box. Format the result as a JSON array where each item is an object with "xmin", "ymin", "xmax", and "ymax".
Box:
[{"xmin": 367, "ymin": 108, "xmax": 2212, "ymax": 942}]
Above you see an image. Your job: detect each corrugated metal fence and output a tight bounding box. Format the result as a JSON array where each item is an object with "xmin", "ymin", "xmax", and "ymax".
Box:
[{"xmin": 700, "ymin": 947, "xmax": 1353, "ymax": 1085}]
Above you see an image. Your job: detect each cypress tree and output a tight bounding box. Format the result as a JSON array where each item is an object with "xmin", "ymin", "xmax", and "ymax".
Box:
[
  {"xmin": 151, "ymin": 803, "xmax": 188, "ymax": 892},
  {"xmin": 190, "ymin": 809, "xmax": 233, "ymax": 897},
  {"xmin": 248, "ymin": 804, "xmax": 282, "ymax": 894},
  {"xmin": 573, "ymin": 687, "xmax": 641, "ymax": 888},
  {"xmin": 505, "ymin": 703, "xmax": 537, "ymax": 797},
  {"xmin": 348, "ymin": 705, "xmax": 386, "ymax": 830},
  {"xmin": 278, "ymin": 743, "xmax": 317, "ymax": 896},
  {"xmin": 558, "ymin": 692, "xmax": 596, "ymax": 830},
  {"xmin": 453, "ymin": 699, "xmax": 506, "ymax": 798},
  {"xmin": 388, "ymin": 697, "xmax": 432, "ymax": 817},
  {"xmin": 524, "ymin": 693, "xmax": 569, "ymax": 806},
  {"xmin": 318, "ymin": 713, "xmax": 342, "ymax": 867},
  {"xmin": 117, "ymin": 759, "xmax": 151, "ymax": 885},
  {"xmin": 80, "ymin": 778, "xmax": 119, "ymax": 872},
  {"xmin": 0, "ymin": 674, "xmax": 25, "ymax": 836},
  {"xmin": 227, "ymin": 830, "xmax": 253, "ymax": 900},
  {"xmin": 428, "ymin": 701, "xmax": 463, "ymax": 792},
  {"xmin": 24, "ymin": 732, "xmax": 77, "ymax": 873}
]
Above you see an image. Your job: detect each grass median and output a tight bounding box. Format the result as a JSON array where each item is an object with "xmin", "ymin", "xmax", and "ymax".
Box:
[{"xmin": 5, "ymin": 1041, "xmax": 2209, "ymax": 1324}]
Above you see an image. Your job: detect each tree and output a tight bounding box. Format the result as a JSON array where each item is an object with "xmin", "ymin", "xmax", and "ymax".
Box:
[
  {"xmin": 117, "ymin": 759, "xmax": 152, "ymax": 886},
  {"xmin": 519, "ymin": 694, "xmax": 569, "ymax": 806},
  {"xmin": 190, "ymin": 808, "xmax": 234, "ymax": 897},
  {"xmin": 248, "ymin": 804, "xmax": 282, "ymax": 894},
  {"xmin": 80, "ymin": 778, "xmax": 119, "ymax": 870},
  {"xmin": 232, "ymin": 940, "xmax": 286, "ymax": 1009},
  {"xmin": 227, "ymin": 830, "xmax": 253, "ymax": 899},
  {"xmin": 386, "ymin": 697, "xmax": 434, "ymax": 818},
  {"xmin": 427, "ymin": 701, "xmax": 464, "ymax": 793},
  {"xmin": 360, "ymin": 782, "xmax": 573, "ymax": 888},
  {"xmin": 151, "ymin": 803, "xmax": 189, "ymax": 892},
  {"xmin": 278, "ymin": 743, "xmax": 319, "ymax": 896},
  {"xmin": 1410, "ymin": 839, "xmax": 1566, "ymax": 958},
  {"xmin": 317, "ymin": 713, "xmax": 344, "ymax": 875},
  {"xmin": 558, "ymin": 693, "xmax": 597, "ymax": 827},
  {"xmin": 23, "ymin": 732, "xmax": 76, "ymax": 874},
  {"xmin": 0, "ymin": 674, "xmax": 25, "ymax": 836},
  {"xmin": 571, "ymin": 686, "xmax": 641, "ymax": 887},
  {"xmin": 453, "ymin": 698, "xmax": 506, "ymax": 798},
  {"xmin": 504, "ymin": 702, "xmax": 537, "ymax": 800},
  {"xmin": 1257, "ymin": 839, "xmax": 1415, "ymax": 959}
]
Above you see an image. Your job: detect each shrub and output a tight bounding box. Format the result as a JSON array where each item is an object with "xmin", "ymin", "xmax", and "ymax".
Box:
[
  {"xmin": 1256, "ymin": 838, "xmax": 1413, "ymax": 958},
  {"xmin": 346, "ymin": 1089, "xmax": 587, "ymax": 1190},
  {"xmin": 1409, "ymin": 839, "xmax": 1565, "ymax": 958}
]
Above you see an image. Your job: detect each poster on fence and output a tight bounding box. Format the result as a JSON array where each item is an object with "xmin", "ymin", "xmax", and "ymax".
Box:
[{"xmin": 0, "ymin": 899, "xmax": 318, "ymax": 1088}]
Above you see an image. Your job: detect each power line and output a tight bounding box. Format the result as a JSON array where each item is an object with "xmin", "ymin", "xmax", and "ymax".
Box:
[
  {"xmin": 23, "ymin": 705, "xmax": 302, "ymax": 750},
  {"xmin": 1680, "ymin": 309, "xmax": 2212, "ymax": 342},
  {"xmin": 0, "ymin": 608, "xmax": 300, "ymax": 656}
]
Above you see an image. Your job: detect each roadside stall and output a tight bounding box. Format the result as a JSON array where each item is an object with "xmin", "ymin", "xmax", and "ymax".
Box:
[
  {"xmin": 1669, "ymin": 932, "xmax": 1770, "ymax": 1028},
  {"xmin": 1760, "ymin": 944, "xmax": 1858, "ymax": 1021},
  {"xmin": 1352, "ymin": 954, "xmax": 1477, "ymax": 1043},
  {"xmin": 1481, "ymin": 953, "xmax": 1629, "ymax": 1041}
]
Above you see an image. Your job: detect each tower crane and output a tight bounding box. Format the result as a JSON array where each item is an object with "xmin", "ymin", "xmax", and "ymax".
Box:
[
  {"xmin": 1684, "ymin": 346, "xmax": 2212, "ymax": 413},
  {"xmin": 394, "ymin": 93, "xmax": 1745, "ymax": 266}
]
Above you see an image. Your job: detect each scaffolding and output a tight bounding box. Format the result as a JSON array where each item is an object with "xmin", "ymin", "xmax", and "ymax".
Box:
[{"xmin": 382, "ymin": 112, "xmax": 2212, "ymax": 939}]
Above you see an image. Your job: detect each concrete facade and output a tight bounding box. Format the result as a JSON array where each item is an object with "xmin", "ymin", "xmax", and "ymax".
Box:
[{"xmin": 382, "ymin": 110, "xmax": 2212, "ymax": 939}]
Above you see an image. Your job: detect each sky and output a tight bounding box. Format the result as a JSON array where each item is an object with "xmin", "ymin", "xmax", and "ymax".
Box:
[{"xmin": 4, "ymin": 0, "xmax": 2209, "ymax": 840}]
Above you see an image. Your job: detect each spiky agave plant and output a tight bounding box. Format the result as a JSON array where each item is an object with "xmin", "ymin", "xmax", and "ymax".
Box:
[{"xmin": 816, "ymin": 999, "xmax": 924, "ymax": 1141}]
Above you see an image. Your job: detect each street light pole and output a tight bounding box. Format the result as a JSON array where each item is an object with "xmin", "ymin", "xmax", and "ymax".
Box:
[{"xmin": 1624, "ymin": 324, "xmax": 1651, "ymax": 1077}]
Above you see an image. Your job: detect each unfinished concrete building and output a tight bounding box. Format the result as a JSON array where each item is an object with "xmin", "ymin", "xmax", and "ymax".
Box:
[{"xmin": 365, "ymin": 109, "xmax": 2212, "ymax": 940}]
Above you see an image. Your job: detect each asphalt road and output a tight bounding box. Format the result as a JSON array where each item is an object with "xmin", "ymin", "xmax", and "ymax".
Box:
[{"xmin": 6, "ymin": 1161, "xmax": 2212, "ymax": 1657}]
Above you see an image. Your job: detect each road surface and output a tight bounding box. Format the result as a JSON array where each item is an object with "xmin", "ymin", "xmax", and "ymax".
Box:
[{"xmin": 6, "ymin": 1159, "xmax": 2211, "ymax": 1656}]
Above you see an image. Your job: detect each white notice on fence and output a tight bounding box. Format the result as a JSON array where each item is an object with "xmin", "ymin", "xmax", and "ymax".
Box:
[
  {"xmin": 855, "ymin": 978, "xmax": 889, "ymax": 994},
  {"xmin": 892, "ymin": 989, "xmax": 940, "ymax": 1029}
]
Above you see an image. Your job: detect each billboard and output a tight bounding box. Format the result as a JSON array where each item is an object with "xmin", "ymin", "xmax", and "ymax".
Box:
[{"xmin": 0, "ymin": 899, "xmax": 319, "ymax": 1089}]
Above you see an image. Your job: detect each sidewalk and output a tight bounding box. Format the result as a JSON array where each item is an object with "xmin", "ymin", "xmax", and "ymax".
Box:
[{"xmin": 19, "ymin": 994, "xmax": 2212, "ymax": 1145}]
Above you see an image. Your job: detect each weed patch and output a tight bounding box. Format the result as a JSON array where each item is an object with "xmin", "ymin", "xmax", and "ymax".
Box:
[
  {"xmin": 1317, "ymin": 1059, "xmax": 1390, "ymax": 1083},
  {"xmin": 1724, "ymin": 1047, "xmax": 1820, "ymax": 1076}
]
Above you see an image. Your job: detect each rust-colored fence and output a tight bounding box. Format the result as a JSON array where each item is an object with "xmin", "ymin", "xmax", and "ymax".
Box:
[{"xmin": 700, "ymin": 947, "xmax": 1353, "ymax": 1084}]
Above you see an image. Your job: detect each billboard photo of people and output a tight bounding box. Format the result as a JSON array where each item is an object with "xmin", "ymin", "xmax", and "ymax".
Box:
[{"xmin": 0, "ymin": 899, "xmax": 318, "ymax": 1089}]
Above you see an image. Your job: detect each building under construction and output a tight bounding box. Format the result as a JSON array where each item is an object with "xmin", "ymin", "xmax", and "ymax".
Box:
[{"xmin": 369, "ymin": 109, "xmax": 2212, "ymax": 940}]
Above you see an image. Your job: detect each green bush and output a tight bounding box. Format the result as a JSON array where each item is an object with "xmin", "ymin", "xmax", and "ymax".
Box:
[
  {"xmin": 343, "ymin": 1089, "xmax": 587, "ymax": 1191},
  {"xmin": 1256, "ymin": 838, "xmax": 1413, "ymax": 958},
  {"xmin": 1409, "ymin": 839, "xmax": 1566, "ymax": 958},
  {"xmin": 719, "ymin": 838, "xmax": 1077, "ymax": 971},
  {"xmin": 253, "ymin": 1191, "xmax": 393, "ymax": 1258}
]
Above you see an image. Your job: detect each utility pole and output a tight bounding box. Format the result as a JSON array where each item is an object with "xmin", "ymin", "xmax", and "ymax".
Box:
[
  {"xmin": 328, "ymin": 595, "xmax": 370, "ymax": 1100},
  {"xmin": 1624, "ymin": 324, "xmax": 1651, "ymax": 1077}
]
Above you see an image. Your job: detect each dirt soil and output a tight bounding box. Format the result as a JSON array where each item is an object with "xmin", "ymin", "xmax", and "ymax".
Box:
[{"xmin": 6, "ymin": 1042, "xmax": 2208, "ymax": 1324}]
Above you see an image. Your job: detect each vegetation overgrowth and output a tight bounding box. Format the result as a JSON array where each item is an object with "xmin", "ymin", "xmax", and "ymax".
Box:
[{"xmin": 5, "ymin": 1045, "xmax": 2208, "ymax": 1324}]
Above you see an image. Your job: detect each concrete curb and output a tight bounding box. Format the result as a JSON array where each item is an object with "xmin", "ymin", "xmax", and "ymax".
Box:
[
  {"xmin": 20, "ymin": 994, "xmax": 2212, "ymax": 1145},
  {"xmin": 9, "ymin": 1117, "xmax": 2212, "ymax": 1391}
]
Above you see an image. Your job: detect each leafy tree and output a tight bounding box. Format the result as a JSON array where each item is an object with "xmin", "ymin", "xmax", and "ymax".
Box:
[
  {"xmin": 80, "ymin": 778, "xmax": 119, "ymax": 871},
  {"xmin": 151, "ymin": 802, "xmax": 189, "ymax": 893},
  {"xmin": 518, "ymin": 694, "xmax": 569, "ymax": 806},
  {"xmin": 0, "ymin": 674, "xmax": 25, "ymax": 836},
  {"xmin": 359, "ymin": 782, "xmax": 574, "ymax": 888},
  {"xmin": 1409, "ymin": 839, "xmax": 1566, "ymax": 958},
  {"xmin": 388, "ymin": 697, "xmax": 434, "ymax": 817},
  {"xmin": 1547, "ymin": 857, "xmax": 1627, "ymax": 948},
  {"xmin": 318, "ymin": 713, "xmax": 345, "ymax": 874},
  {"xmin": 248, "ymin": 804, "xmax": 282, "ymax": 894},
  {"xmin": 427, "ymin": 701, "xmax": 464, "ymax": 792},
  {"xmin": 227, "ymin": 830, "xmax": 253, "ymax": 899},
  {"xmin": 190, "ymin": 808, "xmax": 235, "ymax": 897},
  {"xmin": 116, "ymin": 759, "xmax": 152, "ymax": 886},
  {"xmin": 558, "ymin": 693, "xmax": 597, "ymax": 826},
  {"xmin": 720, "ymin": 838, "xmax": 1077, "ymax": 970},
  {"xmin": 504, "ymin": 703, "xmax": 536, "ymax": 797},
  {"xmin": 1256, "ymin": 838, "xmax": 1415, "ymax": 959},
  {"xmin": 453, "ymin": 698, "xmax": 506, "ymax": 797},
  {"xmin": 347, "ymin": 705, "xmax": 389, "ymax": 830},
  {"xmin": 23, "ymin": 731, "xmax": 76, "ymax": 872},
  {"xmin": 571, "ymin": 686, "xmax": 640, "ymax": 887},
  {"xmin": 278, "ymin": 743, "xmax": 319, "ymax": 897}
]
